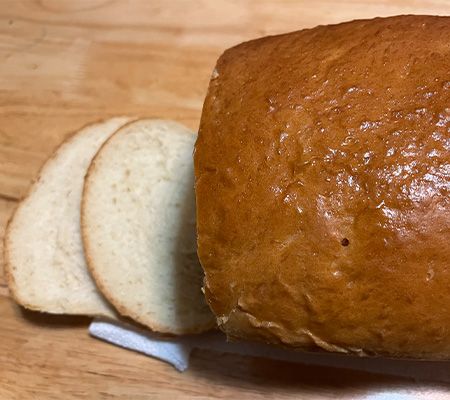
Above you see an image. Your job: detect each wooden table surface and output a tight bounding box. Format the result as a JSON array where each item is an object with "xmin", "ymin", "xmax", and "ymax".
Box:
[{"xmin": 1, "ymin": 1, "xmax": 449, "ymax": 398}]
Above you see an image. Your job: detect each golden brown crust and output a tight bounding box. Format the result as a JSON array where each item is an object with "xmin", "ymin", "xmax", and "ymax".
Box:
[{"xmin": 195, "ymin": 16, "xmax": 450, "ymax": 358}]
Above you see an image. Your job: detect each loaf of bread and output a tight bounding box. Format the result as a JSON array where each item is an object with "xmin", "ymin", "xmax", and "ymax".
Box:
[{"xmin": 195, "ymin": 15, "xmax": 450, "ymax": 358}]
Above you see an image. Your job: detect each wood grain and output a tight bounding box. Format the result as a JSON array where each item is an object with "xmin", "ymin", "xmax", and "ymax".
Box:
[{"xmin": 1, "ymin": 1, "xmax": 449, "ymax": 398}]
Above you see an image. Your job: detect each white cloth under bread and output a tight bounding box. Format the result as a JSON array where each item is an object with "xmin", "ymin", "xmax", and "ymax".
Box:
[{"xmin": 89, "ymin": 319, "xmax": 450, "ymax": 384}]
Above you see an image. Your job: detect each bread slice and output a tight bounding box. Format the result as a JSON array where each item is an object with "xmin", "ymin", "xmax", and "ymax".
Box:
[
  {"xmin": 4, "ymin": 117, "xmax": 132, "ymax": 317},
  {"xmin": 81, "ymin": 119, "xmax": 215, "ymax": 334}
]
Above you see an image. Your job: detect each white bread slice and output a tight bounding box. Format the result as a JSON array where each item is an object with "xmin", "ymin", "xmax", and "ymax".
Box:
[
  {"xmin": 4, "ymin": 117, "xmax": 132, "ymax": 317},
  {"xmin": 81, "ymin": 119, "xmax": 215, "ymax": 334}
]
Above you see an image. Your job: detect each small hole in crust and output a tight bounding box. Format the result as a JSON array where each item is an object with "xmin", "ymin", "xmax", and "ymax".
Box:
[{"xmin": 341, "ymin": 238, "xmax": 350, "ymax": 246}]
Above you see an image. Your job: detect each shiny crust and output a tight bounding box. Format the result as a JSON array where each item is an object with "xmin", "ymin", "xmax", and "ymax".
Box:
[{"xmin": 195, "ymin": 16, "xmax": 450, "ymax": 358}]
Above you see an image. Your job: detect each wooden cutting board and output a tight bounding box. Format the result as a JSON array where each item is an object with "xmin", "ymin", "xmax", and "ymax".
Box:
[{"xmin": 1, "ymin": 1, "xmax": 449, "ymax": 398}]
